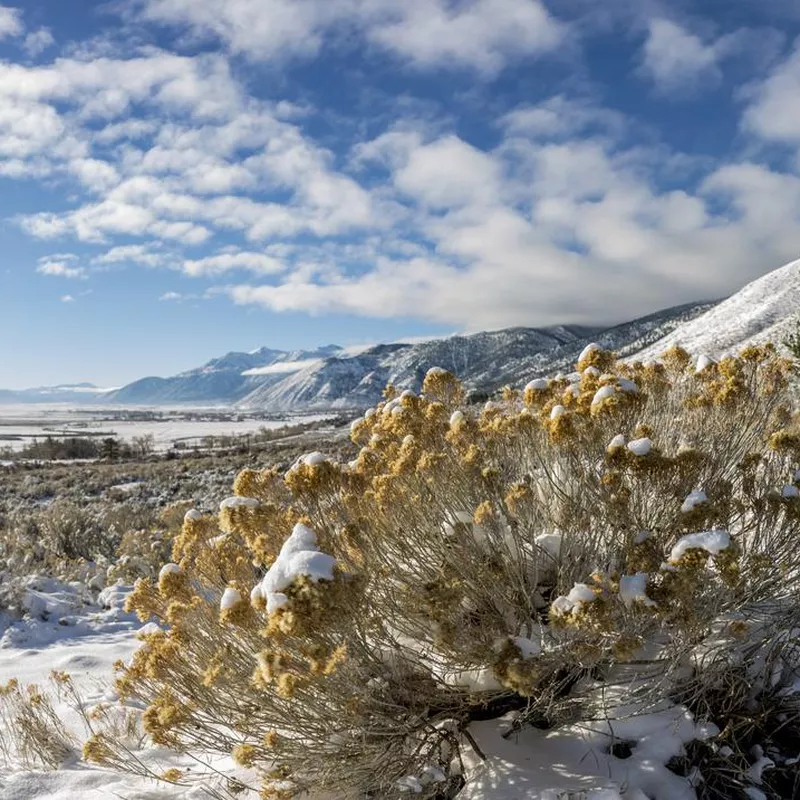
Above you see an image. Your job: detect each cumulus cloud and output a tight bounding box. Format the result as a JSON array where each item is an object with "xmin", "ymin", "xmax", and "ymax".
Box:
[
  {"xmin": 93, "ymin": 243, "xmax": 166, "ymax": 267},
  {"xmin": 4, "ymin": 6, "xmax": 800, "ymax": 335},
  {"xmin": 0, "ymin": 5, "xmax": 22, "ymax": 40},
  {"xmin": 2, "ymin": 48, "xmax": 381, "ymax": 246},
  {"xmin": 136, "ymin": 0, "xmax": 566, "ymax": 75},
  {"xmin": 61, "ymin": 294, "xmax": 75, "ymax": 302},
  {"xmin": 23, "ymin": 27, "xmax": 54, "ymax": 57},
  {"xmin": 224, "ymin": 110, "xmax": 800, "ymax": 329},
  {"xmin": 500, "ymin": 95, "xmax": 626, "ymax": 140},
  {"xmin": 363, "ymin": 0, "xmax": 565, "ymax": 75},
  {"xmin": 639, "ymin": 19, "xmax": 727, "ymax": 93},
  {"xmin": 36, "ymin": 255, "xmax": 87, "ymax": 279},
  {"xmin": 742, "ymin": 38, "xmax": 800, "ymax": 146},
  {"xmin": 182, "ymin": 250, "xmax": 284, "ymax": 276}
]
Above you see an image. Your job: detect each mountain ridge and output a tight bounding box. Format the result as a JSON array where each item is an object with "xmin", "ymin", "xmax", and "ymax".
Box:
[
  {"xmin": 5, "ymin": 254, "xmax": 800, "ymax": 411},
  {"xmin": 0, "ymin": 300, "xmax": 715, "ymax": 409},
  {"xmin": 635, "ymin": 257, "xmax": 800, "ymax": 362}
]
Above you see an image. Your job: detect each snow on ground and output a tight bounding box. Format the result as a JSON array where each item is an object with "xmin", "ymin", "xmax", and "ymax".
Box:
[
  {"xmin": 0, "ymin": 407, "xmax": 335, "ymax": 453},
  {"xmin": 0, "ymin": 582, "xmax": 258, "ymax": 800},
  {"xmin": 0, "ymin": 580, "xmax": 726, "ymax": 800},
  {"xmin": 461, "ymin": 701, "xmax": 717, "ymax": 800}
]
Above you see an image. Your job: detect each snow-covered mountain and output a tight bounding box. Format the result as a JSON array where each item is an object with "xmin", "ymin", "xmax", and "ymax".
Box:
[
  {"xmin": 636, "ymin": 257, "xmax": 800, "ymax": 361},
  {"xmin": 235, "ymin": 304, "xmax": 714, "ymax": 410},
  {"xmin": 92, "ymin": 300, "xmax": 709, "ymax": 410},
  {"xmin": 1, "ymin": 301, "xmax": 720, "ymax": 410},
  {"xmin": 105, "ymin": 345, "xmax": 343, "ymax": 405},
  {"xmin": 0, "ymin": 383, "xmax": 113, "ymax": 404},
  {"xmin": 237, "ymin": 326, "xmax": 599, "ymax": 409}
]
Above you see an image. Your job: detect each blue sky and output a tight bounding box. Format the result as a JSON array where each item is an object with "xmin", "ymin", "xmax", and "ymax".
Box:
[{"xmin": 2, "ymin": 0, "xmax": 800, "ymax": 388}]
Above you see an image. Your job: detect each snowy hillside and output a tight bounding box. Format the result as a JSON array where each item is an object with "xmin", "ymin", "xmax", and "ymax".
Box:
[
  {"xmin": 88, "ymin": 302, "xmax": 708, "ymax": 410},
  {"xmin": 104, "ymin": 345, "xmax": 343, "ymax": 405},
  {"xmin": 236, "ymin": 326, "xmax": 600, "ymax": 409},
  {"xmin": 637, "ymin": 257, "xmax": 800, "ymax": 361},
  {"xmin": 237, "ymin": 304, "xmax": 712, "ymax": 410}
]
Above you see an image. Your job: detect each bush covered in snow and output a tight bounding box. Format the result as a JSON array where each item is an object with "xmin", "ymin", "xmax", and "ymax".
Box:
[{"xmin": 101, "ymin": 344, "xmax": 800, "ymax": 799}]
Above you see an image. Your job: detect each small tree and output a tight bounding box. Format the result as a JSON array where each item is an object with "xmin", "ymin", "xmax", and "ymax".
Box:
[
  {"xmin": 101, "ymin": 437, "xmax": 121, "ymax": 461},
  {"xmin": 132, "ymin": 434, "xmax": 155, "ymax": 459}
]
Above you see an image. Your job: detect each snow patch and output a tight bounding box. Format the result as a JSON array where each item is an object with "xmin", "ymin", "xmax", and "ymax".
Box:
[
  {"xmin": 220, "ymin": 496, "xmax": 261, "ymax": 510},
  {"xmin": 525, "ymin": 378, "xmax": 549, "ymax": 391},
  {"xmin": 670, "ymin": 530, "xmax": 731, "ymax": 562},
  {"xmin": 681, "ymin": 490, "xmax": 707, "ymax": 513},
  {"xmin": 619, "ymin": 574, "xmax": 656, "ymax": 609},
  {"xmin": 627, "ymin": 438, "xmax": 651, "ymax": 456},
  {"xmin": 220, "ymin": 587, "xmax": 242, "ymax": 611},
  {"xmin": 259, "ymin": 523, "xmax": 336, "ymax": 614}
]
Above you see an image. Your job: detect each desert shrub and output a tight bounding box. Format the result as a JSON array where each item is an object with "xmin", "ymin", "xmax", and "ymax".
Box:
[
  {"xmin": 0, "ymin": 500, "xmax": 160, "ymax": 588},
  {"xmin": 107, "ymin": 344, "xmax": 800, "ymax": 798},
  {"xmin": 107, "ymin": 502, "xmax": 188, "ymax": 583},
  {"xmin": 35, "ymin": 500, "xmax": 118, "ymax": 561},
  {"xmin": 670, "ymin": 609, "xmax": 800, "ymax": 799},
  {"xmin": 0, "ymin": 676, "xmax": 76, "ymax": 769}
]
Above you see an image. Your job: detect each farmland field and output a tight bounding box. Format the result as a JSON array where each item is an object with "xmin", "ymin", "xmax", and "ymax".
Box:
[{"xmin": 0, "ymin": 405, "xmax": 337, "ymax": 453}]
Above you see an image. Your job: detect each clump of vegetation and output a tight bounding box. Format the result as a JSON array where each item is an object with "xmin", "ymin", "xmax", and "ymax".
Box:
[
  {"xmin": 0, "ymin": 500, "xmax": 159, "ymax": 589},
  {"xmin": 0, "ymin": 675, "xmax": 77, "ymax": 769},
  {"xmin": 106, "ymin": 502, "xmax": 189, "ymax": 584},
  {"xmin": 84, "ymin": 344, "xmax": 800, "ymax": 798}
]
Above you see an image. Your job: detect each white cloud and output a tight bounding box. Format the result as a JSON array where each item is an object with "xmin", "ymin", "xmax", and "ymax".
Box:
[
  {"xmin": 22, "ymin": 197, "xmax": 212, "ymax": 245},
  {"xmin": 501, "ymin": 95, "xmax": 626, "ymax": 140},
  {"xmin": 393, "ymin": 135, "xmax": 503, "ymax": 209},
  {"xmin": 61, "ymin": 294, "xmax": 75, "ymax": 303},
  {"xmin": 3, "ymin": 51, "xmax": 381, "ymax": 247},
  {"xmin": 159, "ymin": 291, "xmax": 183, "ymax": 301},
  {"xmin": 224, "ymin": 116, "xmax": 800, "ymax": 329},
  {"xmin": 137, "ymin": 0, "xmax": 346, "ymax": 61},
  {"xmin": 4, "ymin": 13, "xmax": 800, "ymax": 336},
  {"xmin": 23, "ymin": 27, "xmax": 54, "ymax": 57},
  {"xmin": 363, "ymin": 0, "xmax": 565, "ymax": 75},
  {"xmin": 0, "ymin": 5, "xmax": 22, "ymax": 40},
  {"xmin": 136, "ymin": 0, "xmax": 566, "ymax": 75},
  {"xmin": 182, "ymin": 251, "xmax": 284, "ymax": 276},
  {"xmin": 94, "ymin": 243, "xmax": 166, "ymax": 267},
  {"xmin": 68, "ymin": 158, "xmax": 120, "ymax": 193},
  {"xmin": 36, "ymin": 255, "xmax": 87, "ymax": 279},
  {"xmin": 742, "ymin": 39, "xmax": 800, "ymax": 146},
  {"xmin": 639, "ymin": 19, "xmax": 729, "ymax": 93}
]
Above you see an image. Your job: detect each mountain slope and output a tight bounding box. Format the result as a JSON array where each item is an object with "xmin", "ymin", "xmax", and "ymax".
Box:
[
  {"xmin": 237, "ymin": 326, "xmax": 601, "ymax": 409},
  {"xmin": 105, "ymin": 345, "xmax": 343, "ymax": 405},
  {"xmin": 237, "ymin": 303, "xmax": 713, "ymax": 410},
  {"xmin": 0, "ymin": 299, "xmax": 718, "ymax": 410},
  {"xmin": 636, "ymin": 257, "xmax": 800, "ymax": 361}
]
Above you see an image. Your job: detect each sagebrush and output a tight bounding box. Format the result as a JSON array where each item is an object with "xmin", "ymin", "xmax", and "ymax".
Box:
[{"xmin": 92, "ymin": 344, "xmax": 800, "ymax": 799}]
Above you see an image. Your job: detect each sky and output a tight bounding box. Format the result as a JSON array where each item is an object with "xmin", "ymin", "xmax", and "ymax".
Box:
[{"xmin": 2, "ymin": 0, "xmax": 800, "ymax": 388}]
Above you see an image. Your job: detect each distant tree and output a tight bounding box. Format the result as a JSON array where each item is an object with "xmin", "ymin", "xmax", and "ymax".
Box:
[
  {"xmin": 132, "ymin": 434, "xmax": 155, "ymax": 458},
  {"xmin": 101, "ymin": 437, "xmax": 121, "ymax": 461}
]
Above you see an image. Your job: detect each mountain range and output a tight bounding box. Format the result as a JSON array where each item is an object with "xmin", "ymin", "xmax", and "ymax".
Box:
[{"xmin": 4, "ymin": 257, "xmax": 799, "ymax": 411}]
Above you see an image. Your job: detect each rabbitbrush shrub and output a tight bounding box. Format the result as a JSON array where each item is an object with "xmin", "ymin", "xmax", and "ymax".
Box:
[{"xmin": 96, "ymin": 344, "xmax": 800, "ymax": 798}]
